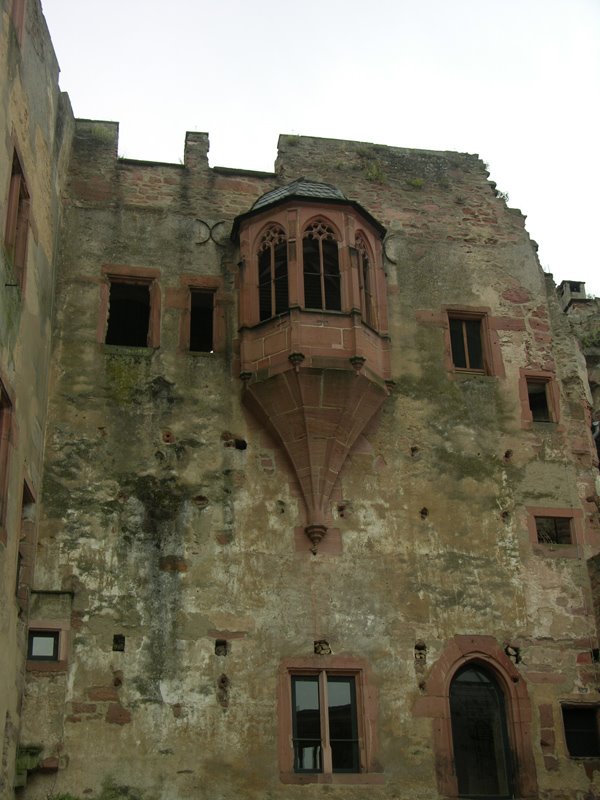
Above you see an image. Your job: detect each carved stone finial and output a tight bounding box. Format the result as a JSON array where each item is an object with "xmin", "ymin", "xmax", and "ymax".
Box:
[
  {"xmin": 305, "ymin": 523, "xmax": 327, "ymax": 553},
  {"xmin": 349, "ymin": 356, "xmax": 366, "ymax": 372},
  {"xmin": 288, "ymin": 352, "xmax": 305, "ymax": 371}
]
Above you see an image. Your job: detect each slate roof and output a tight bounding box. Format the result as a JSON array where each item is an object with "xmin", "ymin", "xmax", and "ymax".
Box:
[{"xmin": 251, "ymin": 178, "xmax": 347, "ymax": 211}]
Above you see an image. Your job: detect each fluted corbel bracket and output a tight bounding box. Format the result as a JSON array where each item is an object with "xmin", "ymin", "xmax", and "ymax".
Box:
[
  {"xmin": 288, "ymin": 352, "xmax": 305, "ymax": 372},
  {"xmin": 305, "ymin": 523, "xmax": 327, "ymax": 554},
  {"xmin": 349, "ymin": 356, "xmax": 366, "ymax": 372}
]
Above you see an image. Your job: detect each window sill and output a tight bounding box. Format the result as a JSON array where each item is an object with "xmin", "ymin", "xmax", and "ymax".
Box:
[
  {"xmin": 280, "ymin": 772, "xmax": 384, "ymax": 785},
  {"xmin": 532, "ymin": 543, "xmax": 579, "ymax": 559},
  {"xmin": 102, "ymin": 344, "xmax": 157, "ymax": 357},
  {"xmin": 26, "ymin": 660, "xmax": 68, "ymax": 673}
]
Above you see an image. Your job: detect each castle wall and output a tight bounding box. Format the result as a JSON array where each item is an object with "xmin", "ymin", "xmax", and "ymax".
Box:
[
  {"xmin": 0, "ymin": 0, "xmax": 73, "ymax": 793},
  {"xmin": 18, "ymin": 120, "xmax": 600, "ymax": 800}
]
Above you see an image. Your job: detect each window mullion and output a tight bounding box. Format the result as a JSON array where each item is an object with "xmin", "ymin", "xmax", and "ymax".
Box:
[
  {"xmin": 461, "ymin": 321, "xmax": 470, "ymax": 369},
  {"xmin": 319, "ymin": 671, "xmax": 333, "ymax": 773},
  {"xmin": 319, "ymin": 238, "xmax": 326, "ymax": 310},
  {"xmin": 270, "ymin": 245, "xmax": 276, "ymax": 317}
]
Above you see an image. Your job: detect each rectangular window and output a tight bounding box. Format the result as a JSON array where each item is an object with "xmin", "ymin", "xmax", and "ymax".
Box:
[
  {"xmin": 189, "ymin": 290, "xmax": 214, "ymax": 352},
  {"xmin": 562, "ymin": 706, "xmax": 600, "ymax": 757},
  {"xmin": 105, "ymin": 280, "xmax": 151, "ymax": 347},
  {"xmin": 292, "ymin": 672, "xmax": 359, "ymax": 773},
  {"xmin": 449, "ymin": 316, "xmax": 485, "ymax": 372},
  {"xmin": 4, "ymin": 151, "xmax": 30, "ymax": 289},
  {"xmin": 0, "ymin": 382, "xmax": 13, "ymax": 530},
  {"xmin": 535, "ymin": 516, "xmax": 572, "ymax": 545},
  {"xmin": 527, "ymin": 379, "xmax": 551, "ymax": 421},
  {"xmin": 27, "ymin": 630, "xmax": 59, "ymax": 661}
]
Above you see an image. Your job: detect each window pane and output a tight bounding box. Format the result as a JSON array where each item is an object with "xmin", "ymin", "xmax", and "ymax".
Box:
[
  {"xmin": 328, "ymin": 676, "xmax": 359, "ymax": 772},
  {"xmin": 465, "ymin": 319, "xmax": 483, "ymax": 370},
  {"xmin": 106, "ymin": 283, "xmax": 150, "ymax": 347},
  {"xmin": 527, "ymin": 381, "xmax": 550, "ymax": 421},
  {"xmin": 28, "ymin": 631, "xmax": 58, "ymax": 660},
  {"xmin": 258, "ymin": 249, "xmax": 272, "ymax": 321},
  {"xmin": 449, "ymin": 318, "xmax": 467, "ymax": 368},
  {"xmin": 563, "ymin": 707, "xmax": 600, "ymax": 757},
  {"xmin": 274, "ymin": 243, "xmax": 289, "ymax": 315},
  {"xmin": 450, "ymin": 666, "xmax": 512, "ymax": 797},
  {"xmin": 189, "ymin": 291, "xmax": 214, "ymax": 352},
  {"xmin": 292, "ymin": 676, "xmax": 322, "ymax": 772},
  {"xmin": 535, "ymin": 516, "xmax": 572, "ymax": 545}
]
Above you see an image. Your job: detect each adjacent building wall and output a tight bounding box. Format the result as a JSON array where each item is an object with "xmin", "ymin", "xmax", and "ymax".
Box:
[{"xmin": 0, "ymin": 0, "xmax": 73, "ymax": 793}]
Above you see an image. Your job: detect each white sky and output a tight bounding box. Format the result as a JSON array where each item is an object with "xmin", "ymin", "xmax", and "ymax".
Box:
[{"xmin": 41, "ymin": 0, "xmax": 600, "ymax": 296}]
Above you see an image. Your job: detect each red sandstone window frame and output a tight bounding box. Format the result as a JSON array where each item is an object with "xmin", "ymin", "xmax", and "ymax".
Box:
[
  {"xmin": 526, "ymin": 506, "xmax": 583, "ymax": 557},
  {"xmin": 26, "ymin": 618, "xmax": 70, "ymax": 673},
  {"xmin": 0, "ymin": 377, "xmax": 15, "ymax": 543},
  {"xmin": 176, "ymin": 276, "xmax": 225, "ymax": 354},
  {"xmin": 519, "ymin": 369, "xmax": 560, "ymax": 428},
  {"xmin": 98, "ymin": 265, "xmax": 161, "ymax": 348},
  {"xmin": 413, "ymin": 635, "xmax": 538, "ymax": 798},
  {"xmin": 4, "ymin": 150, "xmax": 30, "ymax": 290},
  {"xmin": 277, "ymin": 656, "xmax": 383, "ymax": 785},
  {"xmin": 441, "ymin": 307, "xmax": 504, "ymax": 377}
]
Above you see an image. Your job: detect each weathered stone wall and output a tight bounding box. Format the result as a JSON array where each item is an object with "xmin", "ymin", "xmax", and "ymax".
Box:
[
  {"xmin": 17, "ymin": 123, "xmax": 600, "ymax": 800},
  {"xmin": 0, "ymin": 0, "xmax": 73, "ymax": 793}
]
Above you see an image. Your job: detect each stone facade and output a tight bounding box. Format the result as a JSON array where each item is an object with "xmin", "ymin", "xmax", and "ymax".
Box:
[{"xmin": 2, "ymin": 2, "xmax": 600, "ymax": 799}]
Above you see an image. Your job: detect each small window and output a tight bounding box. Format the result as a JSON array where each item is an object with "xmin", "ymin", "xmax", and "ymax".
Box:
[
  {"xmin": 303, "ymin": 220, "xmax": 341, "ymax": 311},
  {"xmin": 292, "ymin": 672, "xmax": 359, "ymax": 773},
  {"xmin": 449, "ymin": 316, "xmax": 485, "ymax": 372},
  {"xmin": 27, "ymin": 630, "xmax": 59, "ymax": 661},
  {"xmin": 527, "ymin": 379, "xmax": 551, "ymax": 421},
  {"xmin": 189, "ymin": 290, "xmax": 214, "ymax": 352},
  {"xmin": 258, "ymin": 225, "xmax": 288, "ymax": 321},
  {"xmin": 562, "ymin": 706, "xmax": 600, "ymax": 757},
  {"xmin": 0, "ymin": 382, "xmax": 13, "ymax": 529},
  {"xmin": 356, "ymin": 235, "xmax": 374, "ymax": 327},
  {"xmin": 105, "ymin": 281, "xmax": 151, "ymax": 347},
  {"xmin": 569, "ymin": 282, "xmax": 582, "ymax": 293},
  {"xmin": 4, "ymin": 151, "xmax": 30, "ymax": 289},
  {"xmin": 535, "ymin": 516, "xmax": 572, "ymax": 545}
]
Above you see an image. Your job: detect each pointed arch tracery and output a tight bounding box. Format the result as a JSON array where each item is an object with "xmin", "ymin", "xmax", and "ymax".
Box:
[
  {"xmin": 257, "ymin": 224, "xmax": 288, "ymax": 321},
  {"xmin": 355, "ymin": 233, "xmax": 375, "ymax": 327},
  {"xmin": 302, "ymin": 219, "xmax": 341, "ymax": 311}
]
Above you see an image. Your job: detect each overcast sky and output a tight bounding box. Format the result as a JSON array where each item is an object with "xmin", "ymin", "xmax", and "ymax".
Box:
[{"xmin": 41, "ymin": 0, "xmax": 600, "ymax": 296}]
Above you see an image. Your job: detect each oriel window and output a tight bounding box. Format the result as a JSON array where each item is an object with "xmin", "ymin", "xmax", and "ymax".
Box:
[
  {"xmin": 258, "ymin": 225, "xmax": 288, "ymax": 321},
  {"xmin": 303, "ymin": 220, "xmax": 341, "ymax": 311}
]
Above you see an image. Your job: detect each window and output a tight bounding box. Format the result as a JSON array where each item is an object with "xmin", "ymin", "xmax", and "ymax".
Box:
[
  {"xmin": 535, "ymin": 516, "xmax": 572, "ymax": 545},
  {"xmin": 258, "ymin": 225, "xmax": 288, "ymax": 321},
  {"xmin": 355, "ymin": 235, "xmax": 374, "ymax": 327},
  {"xmin": 303, "ymin": 220, "xmax": 341, "ymax": 311},
  {"xmin": 526, "ymin": 379, "xmax": 551, "ymax": 421},
  {"xmin": 4, "ymin": 151, "xmax": 30, "ymax": 289},
  {"xmin": 292, "ymin": 673, "xmax": 359, "ymax": 773},
  {"xmin": 105, "ymin": 280, "xmax": 151, "ymax": 347},
  {"xmin": 189, "ymin": 290, "xmax": 214, "ymax": 352},
  {"xmin": 0, "ymin": 381, "xmax": 13, "ymax": 532},
  {"xmin": 562, "ymin": 706, "xmax": 600, "ymax": 757},
  {"xmin": 27, "ymin": 630, "xmax": 59, "ymax": 661},
  {"xmin": 450, "ymin": 665, "xmax": 513, "ymax": 798},
  {"xmin": 449, "ymin": 315, "xmax": 485, "ymax": 372}
]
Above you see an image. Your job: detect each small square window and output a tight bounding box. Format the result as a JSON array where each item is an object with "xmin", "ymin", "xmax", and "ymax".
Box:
[
  {"xmin": 27, "ymin": 630, "xmax": 59, "ymax": 661},
  {"xmin": 527, "ymin": 379, "xmax": 551, "ymax": 422},
  {"xmin": 449, "ymin": 316, "xmax": 485, "ymax": 372},
  {"xmin": 105, "ymin": 281, "xmax": 151, "ymax": 347},
  {"xmin": 535, "ymin": 516, "xmax": 572, "ymax": 545},
  {"xmin": 190, "ymin": 290, "xmax": 214, "ymax": 352},
  {"xmin": 562, "ymin": 706, "xmax": 600, "ymax": 757}
]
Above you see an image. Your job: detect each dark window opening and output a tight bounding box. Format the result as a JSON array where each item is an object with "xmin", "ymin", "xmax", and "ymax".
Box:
[
  {"xmin": 449, "ymin": 317, "xmax": 484, "ymax": 371},
  {"xmin": 562, "ymin": 706, "xmax": 600, "ymax": 757},
  {"xmin": 4, "ymin": 152, "xmax": 30, "ymax": 288},
  {"xmin": 258, "ymin": 226, "xmax": 288, "ymax": 321},
  {"xmin": 356, "ymin": 236, "xmax": 374, "ymax": 326},
  {"xmin": 535, "ymin": 516, "xmax": 572, "ymax": 545},
  {"xmin": 292, "ymin": 673, "xmax": 359, "ymax": 774},
  {"xmin": 569, "ymin": 282, "xmax": 582, "ymax": 293},
  {"xmin": 0, "ymin": 383, "xmax": 12, "ymax": 525},
  {"xmin": 450, "ymin": 665, "xmax": 513, "ymax": 798},
  {"xmin": 105, "ymin": 282, "xmax": 150, "ymax": 347},
  {"xmin": 190, "ymin": 290, "xmax": 214, "ymax": 352},
  {"xmin": 27, "ymin": 630, "xmax": 59, "ymax": 661},
  {"xmin": 303, "ymin": 221, "xmax": 341, "ymax": 311},
  {"xmin": 527, "ymin": 380, "xmax": 551, "ymax": 421},
  {"xmin": 112, "ymin": 634, "xmax": 125, "ymax": 652}
]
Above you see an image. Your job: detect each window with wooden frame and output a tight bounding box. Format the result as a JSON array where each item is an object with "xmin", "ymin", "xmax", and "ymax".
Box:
[
  {"xmin": 303, "ymin": 220, "xmax": 341, "ymax": 311},
  {"xmin": 562, "ymin": 705, "xmax": 600, "ymax": 757},
  {"xmin": 4, "ymin": 151, "xmax": 30, "ymax": 289},
  {"xmin": 189, "ymin": 290, "xmax": 215, "ymax": 352},
  {"xmin": 448, "ymin": 313, "xmax": 486, "ymax": 372},
  {"xmin": 0, "ymin": 381, "xmax": 13, "ymax": 534},
  {"xmin": 535, "ymin": 516, "xmax": 573, "ymax": 545},
  {"xmin": 258, "ymin": 225, "xmax": 288, "ymax": 321},
  {"xmin": 519, "ymin": 370, "xmax": 559, "ymax": 426},
  {"xmin": 355, "ymin": 234, "xmax": 375, "ymax": 327}
]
